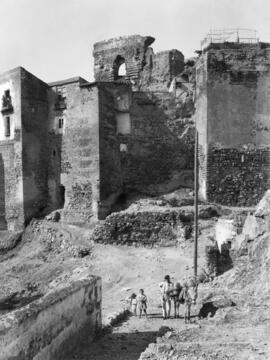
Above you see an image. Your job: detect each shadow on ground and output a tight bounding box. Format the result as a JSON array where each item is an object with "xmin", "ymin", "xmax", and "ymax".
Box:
[{"xmin": 69, "ymin": 330, "xmax": 158, "ymax": 360}]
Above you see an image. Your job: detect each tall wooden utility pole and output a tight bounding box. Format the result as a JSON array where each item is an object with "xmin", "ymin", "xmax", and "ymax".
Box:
[{"xmin": 194, "ymin": 129, "xmax": 199, "ymax": 278}]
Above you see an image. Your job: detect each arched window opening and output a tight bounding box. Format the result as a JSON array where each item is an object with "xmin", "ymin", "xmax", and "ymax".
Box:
[
  {"xmin": 118, "ymin": 62, "xmax": 127, "ymax": 76},
  {"xmin": 113, "ymin": 55, "xmax": 126, "ymax": 80}
]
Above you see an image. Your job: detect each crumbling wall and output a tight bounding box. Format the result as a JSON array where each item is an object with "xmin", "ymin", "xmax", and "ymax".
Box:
[
  {"xmin": 196, "ymin": 43, "xmax": 270, "ymax": 206},
  {"xmin": 93, "ymin": 34, "xmax": 195, "ymax": 210},
  {"xmin": 92, "ymin": 209, "xmax": 192, "ymax": 246},
  {"xmin": 93, "ymin": 35, "xmax": 185, "ymax": 91},
  {"xmin": 119, "ymin": 90, "xmax": 194, "ymax": 195},
  {"xmin": 93, "ymin": 35, "xmax": 155, "ymax": 87},
  {"xmin": 97, "ymin": 79, "xmax": 195, "ymax": 215},
  {"xmin": 140, "ymin": 49, "xmax": 185, "ymax": 91}
]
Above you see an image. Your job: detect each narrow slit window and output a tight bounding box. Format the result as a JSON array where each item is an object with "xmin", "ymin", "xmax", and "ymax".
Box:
[
  {"xmin": 58, "ymin": 118, "xmax": 64, "ymax": 129},
  {"xmin": 5, "ymin": 116, "xmax": 10, "ymax": 137}
]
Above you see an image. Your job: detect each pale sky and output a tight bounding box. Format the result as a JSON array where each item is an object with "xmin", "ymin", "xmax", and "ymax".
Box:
[{"xmin": 0, "ymin": 0, "xmax": 270, "ymax": 83}]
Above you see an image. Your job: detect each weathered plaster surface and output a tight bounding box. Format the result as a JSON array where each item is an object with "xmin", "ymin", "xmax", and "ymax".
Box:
[{"xmin": 0, "ymin": 273, "xmax": 102, "ymax": 360}]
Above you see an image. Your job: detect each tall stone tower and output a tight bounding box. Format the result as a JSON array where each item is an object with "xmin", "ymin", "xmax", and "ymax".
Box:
[{"xmin": 195, "ymin": 34, "xmax": 270, "ymax": 206}]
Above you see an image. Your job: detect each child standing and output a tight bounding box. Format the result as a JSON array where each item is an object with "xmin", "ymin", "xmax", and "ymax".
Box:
[
  {"xmin": 126, "ymin": 293, "xmax": 137, "ymax": 315},
  {"xmin": 130, "ymin": 293, "xmax": 137, "ymax": 315},
  {"xmin": 137, "ymin": 289, "xmax": 148, "ymax": 319}
]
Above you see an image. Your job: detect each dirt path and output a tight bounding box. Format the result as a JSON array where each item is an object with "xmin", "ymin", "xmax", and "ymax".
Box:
[
  {"xmin": 67, "ymin": 310, "xmax": 196, "ymax": 360},
  {"xmin": 67, "ymin": 299, "xmax": 270, "ymax": 360},
  {"xmin": 66, "ymin": 217, "xmax": 270, "ymax": 360}
]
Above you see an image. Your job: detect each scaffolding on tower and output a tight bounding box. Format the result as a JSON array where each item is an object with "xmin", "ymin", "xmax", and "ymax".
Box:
[{"xmin": 201, "ymin": 28, "xmax": 258, "ymax": 50}]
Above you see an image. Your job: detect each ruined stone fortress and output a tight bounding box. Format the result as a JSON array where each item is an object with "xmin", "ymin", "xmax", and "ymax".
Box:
[{"xmin": 0, "ymin": 32, "xmax": 270, "ymax": 231}]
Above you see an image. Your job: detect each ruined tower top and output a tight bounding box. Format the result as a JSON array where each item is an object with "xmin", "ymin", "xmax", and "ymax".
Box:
[
  {"xmin": 93, "ymin": 35, "xmax": 155, "ymax": 83},
  {"xmin": 93, "ymin": 34, "xmax": 185, "ymax": 91}
]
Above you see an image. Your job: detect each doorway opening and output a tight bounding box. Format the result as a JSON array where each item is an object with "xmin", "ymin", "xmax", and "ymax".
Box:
[{"xmin": 59, "ymin": 185, "xmax": 65, "ymax": 208}]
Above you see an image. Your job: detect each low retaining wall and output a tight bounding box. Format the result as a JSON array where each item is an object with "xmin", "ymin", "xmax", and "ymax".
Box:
[
  {"xmin": 92, "ymin": 209, "xmax": 193, "ymax": 246},
  {"xmin": 92, "ymin": 205, "xmax": 219, "ymax": 246},
  {"xmin": 0, "ymin": 273, "xmax": 102, "ymax": 360}
]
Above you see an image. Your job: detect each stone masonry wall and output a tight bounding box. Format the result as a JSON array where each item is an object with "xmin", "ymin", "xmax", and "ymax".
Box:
[
  {"xmin": 207, "ymin": 147, "xmax": 270, "ymax": 206},
  {"xmin": 93, "ymin": 209, "xmax": 192, "ymax": 246},
  {"xmin": 0, "ymin": 274, "xmax": 102, "ymax": 360},
  {"xmin": 21, "ymin": 68, "xmax": 50, "ymax": 222},
  {"xmin": 97, "ymin": 80, "xmax": 195, "ymax": 217},
  {"xmin": 0, "ymin": 68, "xmax": 24, "ymax": 231},
  {"xmin": 48, "ymin": 80, "xmax": 100, "ymax": 224},
  {"xmin": 196, "ymin": 43, "xmax": 270, "ymax": 206},
  {"xmin": 98, "ymin": 83, "xmax": 128, "ymax": 218},
  {"xmin": 139, "ymin": 49, "xmax": 185, "ymax": 91},
  {"xmin": 119, "ymin": 90, "xmax": 194, "ymax": 195}
]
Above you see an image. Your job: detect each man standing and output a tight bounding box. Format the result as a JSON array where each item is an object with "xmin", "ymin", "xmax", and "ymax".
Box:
[{"xmin": 159, "ymin": 275, "xmax": 174, "ymax": 319}]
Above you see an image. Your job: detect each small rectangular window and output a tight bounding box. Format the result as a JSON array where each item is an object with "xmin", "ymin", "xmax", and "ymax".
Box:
[
  {"xmin": 5, "ymin": 116, "xmax": 10, "ymax": 137},
  {"xmin": 116, "ymin": 113, "xmax": 131, "ymax": 135},
  {"xmin": 56, "ymin": 86, "xmax": 66, "ymax": 98},
  {"xmin": 61, "ymin": 87, "xmax": 67, "ymax": 98}
]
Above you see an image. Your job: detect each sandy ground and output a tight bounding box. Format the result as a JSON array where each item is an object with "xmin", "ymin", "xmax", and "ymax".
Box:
[
  {"xmin": 66, "ymin": 252, "xmax": 206, "ymax": 359},
  {"xmin": 88, "ymin": 220, "xmax": 212, "ymax": 319},
  {"xmin": 65, "ymin": 220, "xmax": 214, "ymax": 360},
  {"xmin": 66, "ymin": 218, "xmax": 270, "ymax": 360}
]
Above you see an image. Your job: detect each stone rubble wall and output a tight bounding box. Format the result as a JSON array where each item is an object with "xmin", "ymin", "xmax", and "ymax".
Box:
[
  {"xmin": 207, "ymin": 147, "xmax": 270, "ymax": 206},
  {"xmin": 92, "ymin": 204, "xmax": 219, "ymax": 246},
  {"xmin": 92, "ymin": 209, "xmax": 193, "ymax": 246}
]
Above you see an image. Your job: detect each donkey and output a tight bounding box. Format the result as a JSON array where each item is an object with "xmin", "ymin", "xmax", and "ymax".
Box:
[
  {"xmin": 168, "ymin": 282, "xmax": 184, "ymax": 318},
  {"xmin": 180, "ymin": 283, "xmax": 198, "ymax": 323}
]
